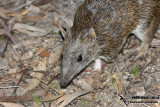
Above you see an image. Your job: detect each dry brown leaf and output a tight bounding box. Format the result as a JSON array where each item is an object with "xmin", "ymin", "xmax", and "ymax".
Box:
[
  {"xmin": 0, "ymin": 102, "xmax": 24, "ymax": 107},
  {"xmin": 13, "ymin": 23, "xmax": 45, "ymax": 32},
  {"xmin": 0, "ymin": 8, "xmax": 11, "ymax": 14},
  {"xmin": 0, "ymin": 28, "xmax": 6, "ymax": 35},
  {"xmin": 0, "ymin": 8, "xmax": 12, "ymax": 19},
  {"xmin": 0, "ymin": 58, "xmax": 7, "ymax": 70},
  {"xmin": 153, "ymin": 84, "xmax": 160, "ymax": 90},
  {"xmin": 12, "ymin": 23, "xmax": 51, "ymax": 37},
  {"xmin": 48, "ymin": 43, "xmax": 63, "ymax": 65},
  {"xmin": 59, "ymin": 90, "xmax": 92, "ymax": 107},
  {"xmin": 13, "ymin": 39, "xmax": 41, "ymax": 49},
  {"xmin": 59, "ymin": 81, "xmax": 93, "ymax": 107},
  {"xmin": 21, "ymin": 51, "xmax": 33, "ymax": 61},
  {"xmin": 151, "ymin": 39, "xmax": 160, "ymax": 46},
  {"xmin": 7, "ymin": 13, "xmax": 22, "ymax": 22},
  {"xmin": 39, "ymin": 94, "xmax": 62, "ymax": 102},
  {"xmin": 28, "ymin": 5, "xmax": 41, "ymax": 13},
  {"xmin": 36, "ymin": 47, "xmax": 50, "ymax": 58},
  {"xmin": 22, "ymin": 16, "xmax": 53, "ymax": 23},
  {"xmin": 116, "ymin": 79, "xmax": 123, "ymax": 93},
  {"xmin": 155, "ymin": 100, "xmax": 160, "ymax": 107},
  {"xmin": 51, "ymin": 103, "xmax": 56, "ymax": 107},
  {"xmin": 88, "ymin": 70, "xmax": 102, "ymax": 89},
  {"xmin": 18, "ymin": 58, "xmax": 47, "ymax": 96},
  {"xmin": 21, "ymin": 9, "xmax": 29, "ymax": 15},
  {"xmin": 0, "ymin": 10, "xmax": 7, "ymax": 19},
  {"xmin": 22, "ymin": 16, "xmax": 44, "ymax": 22},
  {"xmin": 56, "ymin": 95, "xmax": 69, "ymax": 105}
]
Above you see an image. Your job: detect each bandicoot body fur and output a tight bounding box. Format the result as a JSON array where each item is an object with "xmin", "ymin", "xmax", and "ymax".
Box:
[{"xmin": 60, "ymin": 0, "xmax": 160, "ymax": 88}]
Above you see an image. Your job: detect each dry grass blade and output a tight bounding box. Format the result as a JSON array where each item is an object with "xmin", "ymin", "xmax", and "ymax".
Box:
[{"xmin": 56, "ymin": 95, "xmax": 69, "ymax": 105}]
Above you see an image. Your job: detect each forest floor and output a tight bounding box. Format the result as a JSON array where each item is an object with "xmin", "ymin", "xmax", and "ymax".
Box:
[{"xmin": 0, "ymin": 0, "xmax": 160, "ymax": 107}]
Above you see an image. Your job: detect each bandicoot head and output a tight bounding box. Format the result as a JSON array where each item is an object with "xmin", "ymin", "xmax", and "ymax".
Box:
[{"xmin": 60, "ymin": 28, "xmax": 98, "ymax": 88}]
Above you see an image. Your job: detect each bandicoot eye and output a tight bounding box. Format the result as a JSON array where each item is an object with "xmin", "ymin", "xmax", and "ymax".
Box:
[{"xmin": 77, "ymin": 54, "xmax": 82, "ymax": 62}]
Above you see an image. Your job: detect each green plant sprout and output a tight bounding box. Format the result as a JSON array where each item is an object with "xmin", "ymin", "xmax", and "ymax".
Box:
[
  {"xmin": 50, "ymin": 81, "xmax": 54, "ymax": 88},
  {"xmin": 36, "ymin": 24, "xmax": 41, "ymax": 28},
  {"xmin": 0, "ymin": 37, "xmax": 2, "ymax": 42},
  {"xmin": 112, "ymin": 79, "xmax": 116, "ymax": 88},
  {"xmin": 31, "ymin": 94, "xmax": 40, "ymax": 106},
  {"xmin": 131, "ymin": 65, "xmax": 139, "ymax": 76},
  {"xmin": 56, "ymin": 31, "xmax": 61, "ymax": 35},
  {"xmin": 81, "ymin": 97, "xmax": 89, "ymax": 107}
]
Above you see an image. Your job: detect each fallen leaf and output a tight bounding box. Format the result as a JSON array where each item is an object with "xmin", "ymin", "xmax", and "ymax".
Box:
[
  {"xmin": 0, "ymin": 8, "xmax": 11, "ymax": 19},
  {"xmin": 58, "ymin": 80, "xmax": 93, "ymax": 107},
  {"xmin": 155, "ymin": 100, "xmax": 160, "ymax": 107},
  {"xmin": 40, "ymin": 95, "xmax": 62, "ymax": 102},
  {"xmin": 56, "ymin": 95, "xmax": 69, "ymax": 105},
  {"xmin": 20, "ymin": 51, "xmax": 33, "ymax": 61},
  {"xmin": 59, "ymin": 90, "xmax": 92, "ymax": 107},
  {"xmin": 7, "ymin": 14, "xmax": 22, "ymax": 22},
  {"xmin": 51, "ymin": 103, "xmax": 56, "ymax": 107},
  {"xmin": 0, "ymin": 58, "xmax": 7, "ymax": 70},
  {"xmin": 48, "ymin": 43, "xmax": 63, "ymax": 65},
  {"xmin": 0, "ymin": 102, "xmax": 24, "ymax": 107},
  {"xmin": 12, "ymin": 23, "xmax": 52, "ymax": 37},
  {"xmin": 13, "ymin": 39, "xmax": 41, "ymax": 49},
  {"xmin": 18, "ymin": 58, "xmax": 47, "ymax": 96},
  {"xmin": 116, "ymin": 79, "xmax": 123, "ymax": 93},
  {"xmin": 0, "ymin": 28, "xmax": 6, "ymax": 35},
  {"xmin": 21, "ymin": 9, "xmax": 29, "ymax": 15},
  {"xmin": 153, "ymin": 84, "xmax": 160, "ymax": 90},
  {"xmin": 36, "ymin": 47, "xmax": 50, "ymax": 58},
  {"xmin": 151, "ymin": 39, "xmax": 160, "ymax": 46},
  {"xmin": 28, "ymin": 5, "xmax": 41, "ymax": 13},
  {"xmin": 0, "ymin": 10, "xmax": 7, "ymax": 19},
  {"xmin": 22, "ymin": 16, "xmax": 44, "ymax": 22}
]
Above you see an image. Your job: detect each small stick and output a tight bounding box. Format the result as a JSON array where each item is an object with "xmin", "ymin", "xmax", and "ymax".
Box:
[{"xmin": 0, "ymin": 86, "xmax": 19, "ymax": 89}]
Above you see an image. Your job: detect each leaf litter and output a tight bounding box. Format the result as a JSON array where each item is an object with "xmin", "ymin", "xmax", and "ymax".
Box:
[{"xmin": 0, "ymin": 0, "xmax": 159, "ymax": 107}]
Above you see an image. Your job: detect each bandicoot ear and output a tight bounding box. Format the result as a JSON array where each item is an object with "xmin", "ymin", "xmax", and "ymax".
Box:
[
  {"xmin": 83, "ymin": 27, "xmax": 96, "ymax": 42},
  {"xmin": 89, "ymin": 27, "xmax": 96, "ymax": 39}
]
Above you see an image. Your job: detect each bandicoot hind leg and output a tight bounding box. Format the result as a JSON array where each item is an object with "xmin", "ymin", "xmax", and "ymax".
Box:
[{"xmin": 132, "ymin": 19, "xmax": 159, "ymax": 60}]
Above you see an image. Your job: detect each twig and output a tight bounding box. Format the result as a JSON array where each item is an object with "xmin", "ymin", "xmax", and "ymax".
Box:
[
  {"xmin": 10, "ymin": 1, "xmax": 34, "ymax": 11},
  {"xmin": 47, "ymin": 73, "xmax": 60, "ymax": 85},
  {"xmin": 114, "ymin": 62, "xmax": 131, "ymax": 99},
  {"xmin": 0, "ymin": 16, "xmax": 22, "ymax": 57},
  {"xmin": 1, "ymin": 37, "xmax": 9, "ymax": 58},
  {"xmin": 0, "ymin": 86, "xmax": 19, "ymax": 89},
  {"xmin": 0, "ymin": 1, "xmax": 16, "ymax": 6},
  {"xmin": 12, "ymin": 70, "xmax": 27, "ymax": 95}
]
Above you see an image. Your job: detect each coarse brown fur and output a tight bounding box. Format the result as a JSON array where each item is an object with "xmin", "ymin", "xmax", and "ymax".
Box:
[{"xmin": 60, "ymin": 0, "xmax": 160, "ymax": 88}]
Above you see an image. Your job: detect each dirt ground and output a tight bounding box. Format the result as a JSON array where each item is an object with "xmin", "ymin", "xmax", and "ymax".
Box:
[{"xmin": 0, "ymin": 0, "xmax": 160, "ymax": 107}]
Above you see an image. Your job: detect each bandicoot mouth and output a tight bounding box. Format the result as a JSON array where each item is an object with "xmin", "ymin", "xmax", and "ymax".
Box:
[{"xmin": 60, "ymin": 80, "xmax": 69, "ymax": 88}]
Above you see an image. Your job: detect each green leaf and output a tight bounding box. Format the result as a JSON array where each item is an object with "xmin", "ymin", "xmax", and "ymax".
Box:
[
  {"xmin": 50, "ymin": 82, "xmax": 54, "ymax": 88},
  {"xmin": 56, "ymin": 31, "xmax": 60, "ymax": 35},
  {"xmin": 112, "ymin": 79, "xmax": 116, "ymax": 87},
  {"xmin": 0, "ymin": 37, "xmax": 2, "ymax": 42},
  {"xmin": 131, "ymin": 65, "xmax": 139, "ymax": 76},
  {"xmin": 31, "ymin": 94, "xmax": 40, "ymax": 106},
  {"xmin": 81, "ymin": 97, "xmax": 89, "ymax": 107}
]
